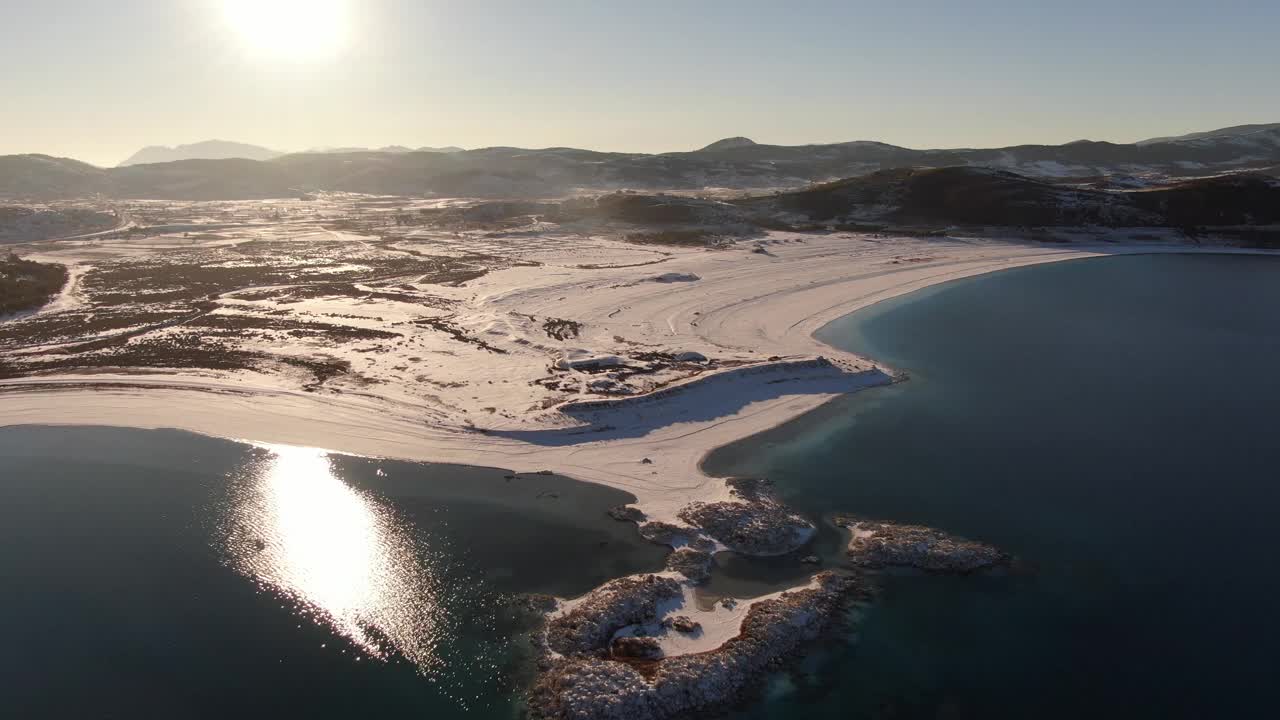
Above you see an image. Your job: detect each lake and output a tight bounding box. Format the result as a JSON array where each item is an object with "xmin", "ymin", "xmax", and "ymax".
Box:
[
  {"xmin": 4, "ymin": 252, "xmax": 1279, "ymax": 718},
  {"xmin": 0, "ymin": 426, "xmax": 666, "ymax": 718},
  {"xmin": 705, "ymin": 252, "xmax": 1280, "ymax": 719}
]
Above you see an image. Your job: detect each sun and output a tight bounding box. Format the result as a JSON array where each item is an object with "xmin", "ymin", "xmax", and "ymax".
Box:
[{"xmin": 222, "ymin": 0, "xmax": 347, "ymax": 59}]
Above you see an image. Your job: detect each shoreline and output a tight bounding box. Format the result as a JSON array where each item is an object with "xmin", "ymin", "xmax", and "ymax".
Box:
[
  {"xmin": 7, "ymin": 238, "xmax": 1278, "ymax": 714},
  {"xmin": 0, "ymin": 239, "xmax": 1263, "ymax": 524}
]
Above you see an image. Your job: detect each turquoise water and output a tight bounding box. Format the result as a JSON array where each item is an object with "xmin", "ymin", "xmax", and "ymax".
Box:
[
  {"xmin": 0, "ymin": 426, "xmax": 665, "ymax": 718},
  {"xmin": 706, "ymin": 253, "xmax": 1280, "ymax": 718}
]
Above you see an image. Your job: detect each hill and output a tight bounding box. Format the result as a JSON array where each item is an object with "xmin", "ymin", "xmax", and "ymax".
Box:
[
  {"xmin": 0, "ymin": 155, "xmax": 105, "ymax": 199},
  {"xmin": 699, "ymin": 137, "xmax": 758, "ymax": 152},
  {"xmin": 0, "ymin": 206, "xmax": 119, "ymax": 243},
  {"xmin": 735, "ymin": 166, "xmax": 1280, "ymax": 229},
  {"xmin": 3, "ymin": 122, "xmax": 1279, "ymax": 201},
  {"xmin": 109, "ymin": 158, "xmax": 300, "ymax": 200},
  {"xmin": 1137, "ymin": 123, "xmax": 1280, "ymax": 146}
]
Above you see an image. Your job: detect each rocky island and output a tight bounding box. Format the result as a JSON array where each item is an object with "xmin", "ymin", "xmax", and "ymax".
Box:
[
  {"xmin": 526, "ymin": 479, "xmax": 1014, "ymax": 720},
  {"xmin": 836, "ymin": 515, "xmax": 1010, "ymax": 573},
  {"xmin": 530, "ymin": 571, "xmax": 861, "ymax": 720}
]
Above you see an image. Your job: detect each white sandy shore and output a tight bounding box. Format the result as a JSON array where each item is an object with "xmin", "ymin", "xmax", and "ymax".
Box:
[
  {"xmin": 629, "ymin": 580, "xmax": 824, "ymax": 658},
  {"xmin": 7, "ymin": 229, "xmax": 1271, "ymax": 664},
  {"xmin": 546, "ymin": 570, "xmax": 821, "ymax": 659},
  {"xmin": 0, "ymin": 232, "xmax": 1243, "ymax": 522}
]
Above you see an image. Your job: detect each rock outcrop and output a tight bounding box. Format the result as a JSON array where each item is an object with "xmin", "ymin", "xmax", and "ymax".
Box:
[
  {"xmin": 664, "ymin": 547, "xmax": 713, "ymax": 584},
  {"xmin": 610, "ymin": 636, "xmax": 663, "ymax": 660},
  {"xmin": 607, "ymin": 505, "xmax": 646, "ymax": 523},
  {"xmin": 663, "ymin": 615, "xmax": 701, "ymax": 634},
  {"xmin": 835, "ymin": 515, "xmax": 1009, "ymax": 573},
  {"xmin": 528, "ymin": 478, "xmax": 1014, "ymax": 720},
  {"xmin": 545, "ymin": 574, "xmax": 682, "ymax": 656},
  {"xmin": 529, "ymin": 572, "xmax": 860, "ymax": 720},
  {"xmin": 636, "ymin": 521, "xmax": 697, "ymax": 546},
  {"xmin": 676, "ymin": 478, "xmax": 813, "ymax": 555}
]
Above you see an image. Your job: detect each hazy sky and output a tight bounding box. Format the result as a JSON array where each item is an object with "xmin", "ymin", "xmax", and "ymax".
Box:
[{"xmin": 3, "ymin": 0, "xmax": 1277, "ymax": 166}]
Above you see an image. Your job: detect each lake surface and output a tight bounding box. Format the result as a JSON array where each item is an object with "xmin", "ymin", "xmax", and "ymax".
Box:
[
  {"xmin": 5, "ymin": 253, "xmax": 1280, "ymax": 718},
  {"xmin": 706, "ymin": 252, "xmax": 1280, "ymax": 719},
  {"xmin": 0, "ymin": 426, "xmax": 665, "ymax": 718}
]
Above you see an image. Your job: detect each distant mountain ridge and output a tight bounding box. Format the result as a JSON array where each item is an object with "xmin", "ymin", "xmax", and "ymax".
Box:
[
  {"xmin": 119, "ymin": 141, "xmax": 467, "ymax": 167},
  {"xmin": 1137, "ymin": 123, "xmax": 1280, "ymax": 146},
  {"xmin": 118, "ymin": 140, "xmax": 283, "ymax": 167},
  {"xmin": 4, "ymin": 122, "xmax": 1277, "ymax": 201},
  {"xmin": 303, "ymin": 145, "xmax": 465, "ymax": 155}
]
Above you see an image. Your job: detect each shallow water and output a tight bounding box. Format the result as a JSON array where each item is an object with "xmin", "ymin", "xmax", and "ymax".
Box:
[
  {"xmin": 0, "ymin": 426, "xmax": 665, "ymax": 718},
  {"xmin": 706, "ymin": 253, "xmax": 1280, "ymax": 718}
]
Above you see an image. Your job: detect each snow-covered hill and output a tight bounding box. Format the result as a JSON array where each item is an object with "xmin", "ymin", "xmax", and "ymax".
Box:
[{"xmin": 4, "ymin": 122, "xmax": 1279, "ymax": 201}]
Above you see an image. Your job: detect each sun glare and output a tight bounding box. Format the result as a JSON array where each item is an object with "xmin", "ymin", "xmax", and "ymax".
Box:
[
  {"xmin": 222, "ymin": 444, "xmax": 445, "ymax": 671},
  {"xmin": 223, "ymin": 0, "xmax": 347, "ymax": 59}
]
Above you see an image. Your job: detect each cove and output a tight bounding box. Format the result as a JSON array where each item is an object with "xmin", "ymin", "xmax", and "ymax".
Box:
[
  {"xmin": 705, "ymin": 253, "xmax": 1280, "ymax": 718},
  {"xmin": 0, "ymin": 425, "xmax": 665, "ymax": 718}
]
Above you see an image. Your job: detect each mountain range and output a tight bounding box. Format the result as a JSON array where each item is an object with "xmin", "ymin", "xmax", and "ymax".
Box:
[
  {"xmin": 2, "ymin": 123, "xmax": 1277, "ymax": 201},
  {"xmin": 118, "ymin": 140, "xmax": 466, "ymax": 167},
  {"xmin": 118, "ymin": 141, "xmax": 285, "ymax": 167},
  {"xmin": 302, "ymin": 145, "xmax": 465, "ymax": 156}
]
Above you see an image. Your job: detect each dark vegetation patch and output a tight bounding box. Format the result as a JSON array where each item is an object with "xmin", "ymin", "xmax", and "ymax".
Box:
[
  {"xmin": 0, "ymin": 207, "xmax": 117, "ymax": 243},
  {"xmin": 0, "ymin": 335, "xmax": 247, "ymax": 379},
  {"xmin": 0, "ymin": 332, "xmax": 350, "ymax": 389},
  {"xmin": 0, "ymin": 306, "xmax": 193, "ymax": 348},
  {"xmin": 409, "ymin": 194, "xmax": 754, "ymax": 245},
  {"xmin": 0, "ymin": 238, "xmax": 501, "ymax": 382},
  {"xmin": 230, "ymin": 282, "xmax": 458, "ymax": 309},
  {"xmin": 739, "ymin": 167, "xmax": 1114, "ymax": 226},
  {"xmin": 542, "ymin": 317, "xmax": 582, "ymax": 341},
  {"xmin": 412, "ymin": 316, "xmax": 508, "ymax": 354},
  {"xmin": 427, "ymin": 268, "xmax": 490, "ymax": 286},
  {"xmin": 1198, "ymin": 228, "xmax": 1280, "ymax": 248},
  {"xmin": 588, "ymin": 194, "xmax": 731, "ymax": 224},
  {"xmin": 190, "ymin": 313, "xmax": 402, "ymax": 341},
  {"xmin": 1129, "ymin": 174, "xmax": 1280, "ymax": 227},
  {"xmin": 623, "ymin": 230, "xmax": 717, "ymax": 246},
  {"xmin": 0, "ymin": 255, "xmax": 68, "ymax": 315},
  {"xmin": 81, "ymin": 240, "xmax": 491, "ymax": 306},
  {"xmin": 735, "ymin": 167, "xmax": 1280, "ymax": 230},
  {"xmin": 407, "ymin": 201, "xmax": 559, "ymax": 230}
]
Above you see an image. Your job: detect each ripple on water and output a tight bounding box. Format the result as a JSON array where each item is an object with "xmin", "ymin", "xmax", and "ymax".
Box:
[{"xmin": 218, "ymin": 444, "xmax": 457, "ymax": 673}]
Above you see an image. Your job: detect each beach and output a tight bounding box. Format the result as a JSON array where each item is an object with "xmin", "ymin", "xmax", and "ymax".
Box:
[
  {"xmin": 7, "ymin": 230, "xmax": 1280, "ymax": 717},
  {"xmin": 0, "ymin": 230, "xmax": 1120, "ymax": 522}
]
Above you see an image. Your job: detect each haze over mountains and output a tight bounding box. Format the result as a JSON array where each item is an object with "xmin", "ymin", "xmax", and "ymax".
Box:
[
  {"xmin": 3, "ymin": 123, "xmax": 1277, "ymax": 202},
  {"xmin": 117, "ymin": 140, "xmax": 465, "ymax": 167},
  {"xmin": 118, "ymin": 141, "xmax": 284, "ymax": 167},
  {"xmin": 303, "ymin": 145, "xmax": 465, "ymax": 156}
]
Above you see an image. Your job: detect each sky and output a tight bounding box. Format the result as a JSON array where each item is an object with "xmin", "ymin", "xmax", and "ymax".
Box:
[{"xmin": 2, "ymin": 0, "xmax": 1277, "ymax": 167}]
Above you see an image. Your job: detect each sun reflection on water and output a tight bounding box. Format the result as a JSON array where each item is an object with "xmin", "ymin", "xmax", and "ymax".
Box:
[{"xmin": 221, "ymin": 444, "xmax": 443, "ymax": 671}]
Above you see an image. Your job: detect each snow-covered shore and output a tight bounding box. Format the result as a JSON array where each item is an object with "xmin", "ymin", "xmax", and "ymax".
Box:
[
  {"xmin": 8, "ymin": 229, "xmax": 1266, "ymax": 675},
  {"xmin": 6, "ymin": 225, "xmax": 1277, "ymax": 707},
  {"xmin": 0, "ymin": 232, "xmax": 1181, "ymax": 522},
  {"xmin": 0, "ymin": 232, "xmax": 1114, "ymax": 518}
]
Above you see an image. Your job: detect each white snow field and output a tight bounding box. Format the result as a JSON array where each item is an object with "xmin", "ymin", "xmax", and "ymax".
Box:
[{"xmin": 0, "ymin": 214, "xmax": 1126, "ymax": 522}]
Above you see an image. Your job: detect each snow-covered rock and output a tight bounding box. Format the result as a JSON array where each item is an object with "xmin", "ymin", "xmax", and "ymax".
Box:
[
  {"xmin": 650, "ymin": 272, "xmax": 701, "ymax": 283},
  {"xmin": 555, "ymin": 349, "xmax": 624, "ymax": 371}
]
